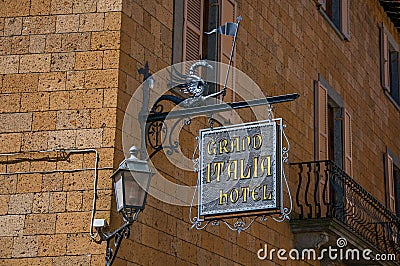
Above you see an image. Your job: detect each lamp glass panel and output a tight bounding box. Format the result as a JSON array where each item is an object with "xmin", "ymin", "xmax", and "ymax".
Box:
[
  {"xmin": 124, "ymin": 172, "xmax": 149, "ymax": 208},
  {"xmin": 114, "ymin": 173, "xmax": 124, "ymax": 212}
]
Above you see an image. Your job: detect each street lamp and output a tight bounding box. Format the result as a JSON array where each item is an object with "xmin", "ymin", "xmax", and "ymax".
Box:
[
  {"xmin": 93, "ymin": 146, "xmax": 153, "ymax": 266},
  {"xmin": 112, "ymin": 146, "xmax": 153, "ymax": 222}
]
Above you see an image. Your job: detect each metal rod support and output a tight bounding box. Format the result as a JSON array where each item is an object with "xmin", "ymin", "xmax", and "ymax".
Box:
[
  {"xmin": 0, "ymin": 148, "xmax": 106, "ymax": 241},
  {"xmin": 104, "ymin": 222, "xmax": 132, "ymax": 266},
  {"xmin": 103, "ymin": 221, "xmax": 132, "ymax": 241},
  {"xmin": 221, "ymin": 16, "xmax": 242, "ymax": 100},
  {"xmin": 146, "ymin": 93, "xmax": 300, "ymax": 122},
  {"xmin": 0, "ymin": 167, "xmax": 113, "ymax": 176}
]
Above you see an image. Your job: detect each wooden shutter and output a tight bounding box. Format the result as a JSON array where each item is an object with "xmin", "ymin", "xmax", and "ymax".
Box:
[
  {"xmin": 386, "ymin": 153, "xmax": 395, "ymax": 213},
  {"xmin": 318, "ymin": 0, "xmax": 327, "ymax": 11},
  {"xmin": 316, "ymin": 82, "xmax": 328, "ymax": 160},
  {"xmin": 344, "ymin": 109, "xmax": 353, "ymax": 176},
  {"xmin": 183, "ymin": 0, "xmax": 204, "ymax": 61},
  {"xmin": 381, "ymin": 25, "xmax": 390, "ymax": 91},
  {"xmin": 341, "ymin": 0, "xmax": 350, "ymax": 39},
  {"xmin": 315, "ymin": 82, "xmax": 329, "ymax": 213}
]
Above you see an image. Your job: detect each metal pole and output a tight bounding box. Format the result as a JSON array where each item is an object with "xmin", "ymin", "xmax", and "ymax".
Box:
[
  {"xmin": 138, "ymin": 62, "xmax": 152, "ymax": 160},
  {"xmin": 221, "ymin": 16, "xmax": 242, "ymax": 100}
]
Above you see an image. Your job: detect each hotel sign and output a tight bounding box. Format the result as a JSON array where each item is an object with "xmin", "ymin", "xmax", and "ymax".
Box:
[{"xmin": 198, "ymin": 120, "xmax": 282, "ymax": 218}]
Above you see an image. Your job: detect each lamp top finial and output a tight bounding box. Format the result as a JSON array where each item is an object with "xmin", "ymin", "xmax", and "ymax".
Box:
[{"xmin": 129, "ymin": 146, "xmax": 139, "ymax": 159}]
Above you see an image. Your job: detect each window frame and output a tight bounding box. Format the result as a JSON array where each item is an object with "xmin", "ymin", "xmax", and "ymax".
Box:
[
  {"xmin": 218, "ymin": 0, "xmax": 236, "ymax": 101},
  {"xmin": 172, "ymin": 0, "xmax": 185, "ymax": 64},
  {"xmin": 381, "ymin": 24, "xmax": 400, "ymax": 111},
  {"xmin": 315, "ymin": 76, "xmax": 354, "ymax": 220},
  {"xmin": 318, "ymin": 0, "xmax": 350, "ymax": 41},
  {"xmin": 315, "ymin": 75, "xmax": 353, "ymax": 175}
]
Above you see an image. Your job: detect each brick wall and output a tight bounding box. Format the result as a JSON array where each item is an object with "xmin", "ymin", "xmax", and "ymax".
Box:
[{"xmin": 113, "ymin": 0, "xmax": 400, "ymax": 265}]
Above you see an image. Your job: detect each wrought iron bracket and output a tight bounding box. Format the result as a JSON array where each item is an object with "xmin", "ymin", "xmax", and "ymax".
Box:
[
  {"xmin": 137, "ymin": 62, "xmax": 300, "ymax": 161},
  {"xmin": 145, "ymin": 93, "xmax": 300, "ymax": 122},
  {"xmin": 143, "ymin": 93, "xmax": 299, "ymax": 160},
  {"xmin": 102, "ymin": 221, "xmax": 132, "ymax": 266},
  {"xmin": 138, "ymin": 61, "xmax": 153, "ymax": 160},
  {"xmin": 94, "ymin": 211, "xmax": 140, "ymax": 266}
]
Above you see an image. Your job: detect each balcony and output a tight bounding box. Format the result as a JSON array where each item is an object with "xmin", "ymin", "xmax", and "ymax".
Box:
[{"xmin": 290, "ymin": 160, "xmax": 400, "ymax": 265}]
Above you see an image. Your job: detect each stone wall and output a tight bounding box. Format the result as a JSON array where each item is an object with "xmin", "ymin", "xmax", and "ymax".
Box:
[{"xmin": 0, "ymin": 0, "xmax": 121, "ymax": 264}]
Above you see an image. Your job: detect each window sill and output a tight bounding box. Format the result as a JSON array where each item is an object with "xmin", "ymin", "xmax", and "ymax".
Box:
[
  {"xmin": 318, "ymin": 9, "xmax": 350, "ymax": 42},
  {"xmin": 384, "ymin": 90, "xmax": 400, "ymax": 112}
]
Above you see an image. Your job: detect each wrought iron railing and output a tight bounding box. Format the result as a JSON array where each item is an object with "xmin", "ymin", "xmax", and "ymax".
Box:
[{"xmin": 291, "ymin": 160, "xmax": 400, "ymax": 255}]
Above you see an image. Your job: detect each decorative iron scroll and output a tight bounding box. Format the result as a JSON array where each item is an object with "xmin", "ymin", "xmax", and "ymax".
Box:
[
  {"xmin": 144, "ymin": 61, "xmax": 215, "ymax": 159},
  {"xmin": 146, "ymin": 96, "xmax": 187, "ymax": 159},
  {"xmin": 189, "ymin": 118, "xmax": 292, "ymax": 233}
]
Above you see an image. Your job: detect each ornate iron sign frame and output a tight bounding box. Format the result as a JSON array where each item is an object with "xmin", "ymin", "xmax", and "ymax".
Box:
[{"xmin": 137, "ymin": 62, "xmax": 296, "ymax": 233}]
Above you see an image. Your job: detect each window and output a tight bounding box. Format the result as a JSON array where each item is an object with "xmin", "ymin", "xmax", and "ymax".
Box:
[
  {"xmin": 381, "ymin": 24, "xmax": 400, "ymax": 107},
  {"xmin": 173, "ymin": 0, "xmax": 236, "ymax": 63},
  {"xmin": 315, "ymin": 77, "xmax": 352, "ymax": 175},
  {"xmin": 385, "ymin": 150, "xmax": 400, "ymax": 243},
  {"xmin": 315, "ymin": 77, "xmax": 353, "ymax": 217},
  {"xmin": 173, "ymin": 0, "xmax": 236, "ymax": 98},
  {"xmin": 385, "ymin": 150, "xmax": 400, "ymax": 216},
  {"xmin": 318, "ymin": 0, "xmax": 350, "ymax": 39}
]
